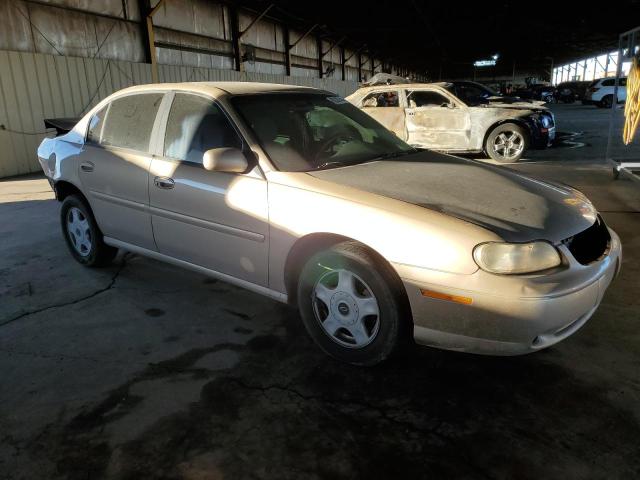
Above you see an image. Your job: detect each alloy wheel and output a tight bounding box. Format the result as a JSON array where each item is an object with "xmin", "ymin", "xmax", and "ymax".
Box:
[
  {"xmin": 312, "ymin": 269, "xmax": 380, "ymax": 349},
  {"xmin": 493, "ymin": 131, "xmax": 525, "ymax": 161}
]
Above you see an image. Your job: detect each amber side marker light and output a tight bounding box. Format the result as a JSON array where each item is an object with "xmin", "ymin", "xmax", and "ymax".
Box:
[{"xmin": 420, "ymin": 289, "xmax": 473, "ymax": 305}]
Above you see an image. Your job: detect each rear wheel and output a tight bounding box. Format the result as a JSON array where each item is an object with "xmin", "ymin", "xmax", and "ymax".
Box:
[
  {"xmin": 485, "ymin": 123, "xmax": 527, "ymax": 163},
  {"xmin": 296, "ymin": 241, "xmax": 409, "ymax": 366},
  {"xmin": 60, "ymin": 195, "xmax": 117, "ymax": 267},
  {"xmin": 598, "ymin": 95, "xmax": 613, "ymax": 108}
]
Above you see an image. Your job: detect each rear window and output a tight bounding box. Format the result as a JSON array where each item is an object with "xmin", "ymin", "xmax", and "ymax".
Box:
[
  {"xmin": 86, "ymin": 106, "xmax": 107, "ymax": 144},
  {"xmin": 101, "ymin": 93, "xmax": 163, "ymax": 152}
]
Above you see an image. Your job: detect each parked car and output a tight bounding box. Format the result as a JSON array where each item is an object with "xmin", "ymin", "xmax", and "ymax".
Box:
[
  {"xmin": 583, "ymin": 77, "xmax": 627, "ymax": 108},
  {"xmin": 513, "ymin": 84, "xmax": 557, "ymax": 103},
  {"xmin": 555, "ymin": 81, "xmax": 591, "ymax": 103},
  {"xmin": 347, "ymin": 81, "xmax": 555, "ymax": 162},
  {"xmin": 38, "ymin": 82, "xmax": 620, "ymax": 365}
]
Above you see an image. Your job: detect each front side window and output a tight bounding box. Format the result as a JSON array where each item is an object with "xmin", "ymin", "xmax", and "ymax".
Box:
[
  {"xmin": 407, "ymin": 90, "xmax": 451, "ymax": 108},
  {"xmin": 232, "ymin": 93, "xmax": 415, "ymax": 172},
  {"xmin": 101, "ymin": 93, "xmax": 163, "ymax": 152},
  {"xmin": 164, "ymin": 93, "xmax": 242, "ymax": 163}
]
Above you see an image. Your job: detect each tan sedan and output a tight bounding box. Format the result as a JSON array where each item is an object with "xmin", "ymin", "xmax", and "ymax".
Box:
[{"xmin": 38, "ymin": 82, "xmax": 621, "ymax": 365}]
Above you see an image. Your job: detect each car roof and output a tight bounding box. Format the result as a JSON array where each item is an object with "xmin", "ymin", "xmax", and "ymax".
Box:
[
  {"xmin": 111, "ymin": 81, "xmax": 324, "ymax": 98},
  {"xmin": 353, "ymin": 82, "xmax": 451, "ymax": 95}
]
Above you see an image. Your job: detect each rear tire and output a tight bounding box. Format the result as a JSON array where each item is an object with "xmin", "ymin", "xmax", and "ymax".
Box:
[
  {"xmin": 485, "ymin": 123, "xmax": 527, "ymax": 163},
  {"xmin": 60, "ymin": 195, "xmax": 117, "ymax": 267},
  {"xmin": 296, "ymin": 241, "xmax": 409, "ymax": 366},
  {"xmin": 598, "ymin": 95, "xmax": 613, "ymax": 108}
]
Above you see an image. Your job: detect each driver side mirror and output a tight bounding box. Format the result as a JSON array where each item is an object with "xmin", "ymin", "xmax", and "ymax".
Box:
[
  {"xmin": 441, "ymin": 102, "xmax": 455, "ymax": 109},
  {"xmin": 202, "ymin": 148, "xmax": 248, "ymax": 173}
]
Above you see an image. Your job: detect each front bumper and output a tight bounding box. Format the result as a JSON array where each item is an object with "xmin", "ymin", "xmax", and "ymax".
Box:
[
  {"xmin": 528, "ymin": 116, "xmax": 555, "ymax": 149},
  {"xmin": 397, "ymin": 229, "xmax": 621, "ymax": 356}
]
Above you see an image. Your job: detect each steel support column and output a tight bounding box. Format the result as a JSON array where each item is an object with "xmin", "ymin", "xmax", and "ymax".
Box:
[
  {"xmin": 229, "ymin": 6, "xmax": 242, "ymax": 71},
  {"xmin": 316, "ymin": 36, "xmax": 323, "ymax": 78},
  {"xmin": 283, "ymin": 24, "xmax": 291, "ymax": 76}
]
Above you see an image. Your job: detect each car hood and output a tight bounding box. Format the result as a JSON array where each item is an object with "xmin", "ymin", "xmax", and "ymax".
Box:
[
  {"xmin": 307, "ymin": 151, "xmax": 597, "ymax": 243},
  {"xmin": 484, "ymin": 102, "xmax": 547, "ymax": 112}
]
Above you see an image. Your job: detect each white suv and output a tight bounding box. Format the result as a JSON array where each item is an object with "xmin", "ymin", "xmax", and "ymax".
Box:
[{"xmin": 583, "ymin": 77, "xmax": 627, "ymax": 108}]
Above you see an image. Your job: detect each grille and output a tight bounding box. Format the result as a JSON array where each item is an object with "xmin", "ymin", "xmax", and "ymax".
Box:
[{"xmin": 564, "ymin": 215, "xmax": 611, "ymax": 265}]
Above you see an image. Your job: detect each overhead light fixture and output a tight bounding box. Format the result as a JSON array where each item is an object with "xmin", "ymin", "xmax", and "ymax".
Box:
[
  {"xmin": 474, "ymin": 54, "xmax": 499, "ymax": 67},
  {"xmin": 474, "ymin": 59, "xmax": 496, "ymax": 67}
]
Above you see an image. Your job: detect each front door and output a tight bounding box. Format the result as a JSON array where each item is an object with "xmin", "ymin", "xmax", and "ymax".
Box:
[
  {"xmin": 79, "ymin": 92, "xmax": 165, "ymax": 250},
  {"xmin": 405, "ymin": 89, "xmax": 471, "ymax": 150},
  {"xmin": 148, "ymin": 92, "xmax": 269, "ymax": 286}
]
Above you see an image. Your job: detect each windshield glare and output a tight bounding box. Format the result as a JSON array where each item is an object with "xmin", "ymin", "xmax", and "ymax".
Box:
[{"xmin": 231, "ymin": 93, "xmax": 415, "ymax": 172}]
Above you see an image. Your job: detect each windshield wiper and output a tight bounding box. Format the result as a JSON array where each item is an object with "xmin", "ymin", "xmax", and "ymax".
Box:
[
  {"xmin": 369, "ymin": 150, "xmax": 415, "ymax": 161},
  {"xmin": 314, "ymin": 161, "xmax": 347, "ymax": 170}
]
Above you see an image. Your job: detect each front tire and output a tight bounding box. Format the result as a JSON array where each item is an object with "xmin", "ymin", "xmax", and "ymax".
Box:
[
  {"xmin": 485, "ymin": 123, "xmax": 527, "ymax": 163},
  {"xmin": 60, "ymin": 195, "xmax": 117, "ymax": 267},
  {"xmin": 296, "ymin": 241, "xmax": 409, "ymax": 366}
]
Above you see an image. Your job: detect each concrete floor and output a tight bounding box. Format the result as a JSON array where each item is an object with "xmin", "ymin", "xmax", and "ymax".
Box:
[{"xmin": 1, "ymin": 104, "xmax": 639, "ymax": 479}]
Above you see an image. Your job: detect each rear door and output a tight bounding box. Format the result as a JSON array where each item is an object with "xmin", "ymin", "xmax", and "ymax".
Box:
[
  {"xmin": 80, "ymin": 92, "xmax": 165, "ymax": 250},
  {"xmin": 360, "ymin": 89, "xmax": 407, "ymax": 139},
  {"xmin": 404, "ymin": 89, "xmax": 471, "ymax": 150},
  {"xmin": 148, "ymin": 92, "xmax": 269, "ymax": 286}
]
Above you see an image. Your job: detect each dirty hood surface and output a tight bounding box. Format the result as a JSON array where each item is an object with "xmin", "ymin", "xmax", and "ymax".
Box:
[
  {"xmin": 482, "ymin": 98, "xmax": 547, "ymax": 111},
  {"xmin": 308, "ymin": 151, "xmax": 597, "ymax": 243}
]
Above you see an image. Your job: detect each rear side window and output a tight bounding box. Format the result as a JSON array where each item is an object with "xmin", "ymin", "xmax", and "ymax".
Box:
[
  {"xmin": 601, "ymin": 79, "xmax": 615, "ymax": 87},
  {"xmin": 361, "ymin": 91, "xmax": 400, "ymax": 107},
  {"xmin": 163, "ymin": 93, "xmax": 242, "ymax": 164},
  {"xmin": 101, "ymin": 93, "xmax": 163, "ymax": 152},
  {"xmin": 86, "ymin": 106, "xmax": 107, "ymax": 144}
]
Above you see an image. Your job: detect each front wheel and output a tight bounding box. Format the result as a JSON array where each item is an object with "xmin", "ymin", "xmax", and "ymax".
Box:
[
  {"xmin": 296, "ymin": 241, "xmax": 409, "ymax": 366},
  {"xmin": 60, "ymin": 195, "xmax": 117, "ymax": 267},
  {"xmin": 485, "ymin": 123, "xmax": 527, "ymax": 163}
]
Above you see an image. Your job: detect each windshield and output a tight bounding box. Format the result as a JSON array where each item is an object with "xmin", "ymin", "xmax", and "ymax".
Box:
[
  {"xmin": 446, "ymin": 82, "xmax": 500, "ymax": 105},
  {"xmin": 231, "ymin": 93, "xmax": 415, "ymax": 172}
]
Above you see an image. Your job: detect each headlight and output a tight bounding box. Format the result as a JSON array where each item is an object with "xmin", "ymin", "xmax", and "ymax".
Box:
[
  {"xmin": 473, "ymin": 241, "xmax": 561, "ymax": 274},
  {"xmin": 540, "ymin": 115, "xmax": 552, "ymax": 128}
]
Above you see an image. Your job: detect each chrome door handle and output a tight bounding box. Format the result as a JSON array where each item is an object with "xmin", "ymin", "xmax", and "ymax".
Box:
[
  {"xmin": 154, "ymin": 176, "xmax": 175, "ymax": 189},
  {"xmin": 80, "ymin": 161, "xmax": 94, "ymax": 172}
]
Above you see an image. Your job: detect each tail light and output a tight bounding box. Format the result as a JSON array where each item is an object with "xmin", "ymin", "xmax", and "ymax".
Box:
[{"xmin": 590, "ymin": 87, "xmax": 600, "ymax": 93}]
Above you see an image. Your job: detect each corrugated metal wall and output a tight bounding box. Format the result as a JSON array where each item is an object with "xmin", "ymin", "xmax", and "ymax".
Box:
[
  {"xmin": 0, "ymin": 50, "xmax": 359, "ymax": 178},
  {"xmin": 0, "ymin": 1, "xmax": 390, "ymax": 80}
]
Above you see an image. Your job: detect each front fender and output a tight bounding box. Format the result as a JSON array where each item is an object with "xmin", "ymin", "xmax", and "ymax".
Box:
[{"xmin": 265, "ymin": 172, "xmax": 500, "ymax": 293}]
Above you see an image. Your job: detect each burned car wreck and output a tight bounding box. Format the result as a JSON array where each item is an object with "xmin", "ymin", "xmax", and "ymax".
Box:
[{"xmin": 347, "ymin": 79, "xmax": 555, "ymax": 162}]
